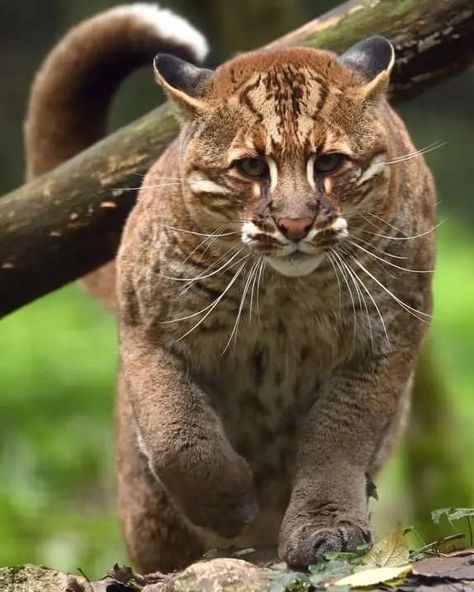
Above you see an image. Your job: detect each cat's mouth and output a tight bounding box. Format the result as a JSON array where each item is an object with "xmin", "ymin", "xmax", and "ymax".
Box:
[
  {"xmin": 266, "ymin": 251, "xmax": 325, "ymax": 277},
  {"xmin": 241, "ymin": 217, "xmax": 347, "ymax": 277}
]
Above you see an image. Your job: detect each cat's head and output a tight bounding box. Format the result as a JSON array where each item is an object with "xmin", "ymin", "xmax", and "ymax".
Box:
[{"xmin": 154, "ymin": 37, "xmax": 395, "ymax": 277}]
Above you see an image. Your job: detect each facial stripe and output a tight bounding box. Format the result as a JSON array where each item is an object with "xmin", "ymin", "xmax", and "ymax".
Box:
[
  {"xmin": 356, "ymin": 153, "xmax": 386, "ymax": 186},
  {"xmin": 188, "ymin": 171, "xmax": 231, "ymax": 195},
  {"xmin": 306, "ymin": 154, "xmax": 316, "ymax": 190},
  {"xmin": 267, "ymin": 157, "xmax": 278, "ymax": 192}
]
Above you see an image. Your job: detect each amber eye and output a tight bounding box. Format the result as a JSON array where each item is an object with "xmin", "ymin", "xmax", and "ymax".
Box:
[
  {"xmin": 235, "ymin": 158, "xmax": 269, "ymax": 179},
  {"xmin": 314, "ymin": 153, "xmax": 346, "ymax": 174}
]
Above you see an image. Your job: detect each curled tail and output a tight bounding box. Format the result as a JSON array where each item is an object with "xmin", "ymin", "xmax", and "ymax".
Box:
[
  {"xmin": 24, "ymin": 3, "xmax": 207, "ymax": 309},
  {"xmin": 25, "ymin": 3, "xmax": 207, "ymax": 178}
]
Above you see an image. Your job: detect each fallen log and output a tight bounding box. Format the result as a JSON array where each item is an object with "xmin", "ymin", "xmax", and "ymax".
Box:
[{"xmin": 0, "ymin": 0, "xmax": 473, "ymax": 317}]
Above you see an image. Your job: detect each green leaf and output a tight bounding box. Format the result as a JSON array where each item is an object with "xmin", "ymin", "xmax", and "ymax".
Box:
[
  {"xmin": 432, "ymin": 507, "xmax": 474, "ymax": 524},
  {"xmin": 269, "ymin": 571, "xmax": 310, "ymax": 592},
  {"xmin": 308, "ymin": 558, "xmax": 353, "ymax": 584},
  {"xmin": 361, "ymin": 529, "xmax": 410, "ymax": 568}
]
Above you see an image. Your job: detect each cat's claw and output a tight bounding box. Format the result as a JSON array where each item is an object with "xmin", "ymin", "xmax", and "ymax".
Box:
[{"xmin": 281, "ymin": 521, "xmax": 373, "ymax": 569}]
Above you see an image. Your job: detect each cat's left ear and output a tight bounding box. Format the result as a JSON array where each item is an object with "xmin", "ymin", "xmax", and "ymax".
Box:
[
  {"xmin": 154, "ymin": 53, "xmax": 214, "ymax": 117},
  {"xmin": 340, "ymin": 36, "xmax": 395, "ymax": 100}
]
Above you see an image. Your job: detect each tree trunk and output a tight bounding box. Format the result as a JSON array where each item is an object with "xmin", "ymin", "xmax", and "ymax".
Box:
[{"xmin": 0, "ymin": 0, "xmax": 473, "ymax": 316}]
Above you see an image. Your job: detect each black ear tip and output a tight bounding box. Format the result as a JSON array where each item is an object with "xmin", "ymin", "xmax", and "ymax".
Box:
[
  {"xmin": 153, "ymin": 53, "xmax": 214, "ymax": 99},
  {"xmin": 365, "ymin": 35, "xmax": 395, "ymax": 59},
  {"xmin": 154, "ymin": 53, "xmax": 183, "ymax": 71},
  {"xmin": 340, "ymin": 34, "xmax": 395, "ymax": 81}
]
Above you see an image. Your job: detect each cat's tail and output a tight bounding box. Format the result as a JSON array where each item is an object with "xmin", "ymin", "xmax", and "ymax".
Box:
[
  {"xmin": 24, "ymin": 3, "xmax": 208, "ymax": 179},
  {"xmin": 24, "ymin": 4, "xmax": 207, "ymax": 311}
]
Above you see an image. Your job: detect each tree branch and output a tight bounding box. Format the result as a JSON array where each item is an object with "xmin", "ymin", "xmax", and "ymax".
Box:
[{"xmin": 0, "ymin": 0, "xmax": 473, "ymax": 317}]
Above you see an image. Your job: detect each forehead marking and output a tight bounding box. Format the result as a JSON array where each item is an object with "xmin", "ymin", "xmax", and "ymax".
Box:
[{"xmin": 240, "ymin": 67, "xmax": 329, "ymax": 150}]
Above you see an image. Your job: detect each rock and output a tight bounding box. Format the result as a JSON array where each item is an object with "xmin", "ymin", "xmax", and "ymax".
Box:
[
  {"xmin": 144, "ymin": 558, "xmax": 271, "ymax": 592},
  {"xmin": 0, "ymin": 565, "xmax": 85, "ymax": 592}
]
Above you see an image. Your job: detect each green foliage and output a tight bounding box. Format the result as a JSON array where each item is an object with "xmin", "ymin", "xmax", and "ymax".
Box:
[
  {"xmin": 0, "ymin": 287, "xmax": 125, "ymax": 575},
  {"xmin": 431, "ymin": 507, "xmax": 474, "ymax": 547},
  {"xmin": 269, "ymin": 571, "xmax": 310, "ymax": 592},
  {"xmin": 431, "ymin": 508, "xmax": 474, "ymax": 524}
]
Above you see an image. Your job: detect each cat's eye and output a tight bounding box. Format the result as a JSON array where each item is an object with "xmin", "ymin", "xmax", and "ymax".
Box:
[
  {"xmin": 235, "ymin": 158, "xmax": 269, "ymax": 180},
  {"xmin": 314, "ymin": 153, "xmax": 346, "ymax": 174}
]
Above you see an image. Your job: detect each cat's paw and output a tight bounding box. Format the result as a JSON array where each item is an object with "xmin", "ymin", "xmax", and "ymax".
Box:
[
  {"xmin": 190, "ymin": 487, "xmax": 259, "ymax": 538},
  {"xmin": 280, "ymin": 520, "xmax": 373, "ymax": 569},
  {"xmin": 168, "ymin": 455, "xmax": 259, "ymax": 538}
]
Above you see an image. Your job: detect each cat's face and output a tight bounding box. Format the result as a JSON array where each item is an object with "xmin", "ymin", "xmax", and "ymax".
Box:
[{"xmin": 155, "ymin": 41, "xmax": 394, "ymax": 277}]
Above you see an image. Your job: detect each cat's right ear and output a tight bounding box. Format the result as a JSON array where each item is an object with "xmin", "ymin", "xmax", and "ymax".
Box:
[
  {"xmin": 340, "ymin": 36, "xmax": 395, "ymax": 100},
  {"xmin": 154, "ymin": 54, "xmax": 214, "ymax": 117}
]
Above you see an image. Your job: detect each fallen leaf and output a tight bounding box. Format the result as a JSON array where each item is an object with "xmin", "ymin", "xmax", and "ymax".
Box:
[
  {"xmin": 400, "ymin": 584, "xmax": 473, "ymax": 592},
  {"xmin": 413, "ymin": 553, "xmax": 474, "ymax": 581},
  {"xmin": 362, "ymin": 529, "xmax": 410, "ymax": 568},
  {"xmin": 334, "ymin": 564, "xmax": 412, "ymax": 587}
]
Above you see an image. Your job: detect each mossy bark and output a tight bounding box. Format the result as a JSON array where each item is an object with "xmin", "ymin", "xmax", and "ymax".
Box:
[{"xmin": 0, "ymin": 0, "xmax": 473, "ymax": 316}]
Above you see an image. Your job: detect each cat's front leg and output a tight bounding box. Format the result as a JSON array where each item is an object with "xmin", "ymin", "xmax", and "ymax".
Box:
[
  {"xmin": 278, "ymin": 344, "xmax": 417, "ymax": 569},
  {"xmin": 120, "ymin": 326, "xmax": 258, "ymax": 538}
]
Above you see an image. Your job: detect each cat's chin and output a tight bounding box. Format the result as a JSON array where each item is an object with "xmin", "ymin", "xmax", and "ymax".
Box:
[{"xmin": 266, "ymin": 252, "xmax": 325, "ymax": 277}]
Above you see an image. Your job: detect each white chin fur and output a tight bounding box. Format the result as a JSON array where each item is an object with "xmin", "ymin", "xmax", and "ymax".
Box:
[{"xmin": 266, "ymin": 254, "xmax": 324, "ymax": 277}]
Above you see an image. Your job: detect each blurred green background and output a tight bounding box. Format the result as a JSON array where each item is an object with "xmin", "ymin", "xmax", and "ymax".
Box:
[{"xmin": 0, "ymin": 0, "xmax": 473, "ymax": 578}]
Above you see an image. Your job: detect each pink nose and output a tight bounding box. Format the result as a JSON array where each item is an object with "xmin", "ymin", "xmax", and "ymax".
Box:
[{"xmin": 277, "ymin": 217, "xmax": 314, "ymax": 241}]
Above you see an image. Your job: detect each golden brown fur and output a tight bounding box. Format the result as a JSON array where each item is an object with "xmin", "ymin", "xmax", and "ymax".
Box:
[{"xmin": 26, "ymin": 6, "xmax": 436, "ymax": 572}]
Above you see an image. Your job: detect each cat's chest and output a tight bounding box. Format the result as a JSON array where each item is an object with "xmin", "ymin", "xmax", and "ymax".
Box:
[
  {"xmin": 182, "ymin": 274, "xmax": 346, "ymax": 404},
  {"xmin": 188, "ymin": 295, "xmax": 345, "ymax": 425}
]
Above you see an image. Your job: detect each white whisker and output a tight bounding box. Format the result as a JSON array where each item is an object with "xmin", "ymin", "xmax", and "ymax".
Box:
[
  {"xmin": 255, "ymin": 258, "xmax": 266, "ymax": 322},
  {"xmin": 162, "ymin": 246, "xmax": 246, "ymax": 282},
  {"xmin": 350, "ymin": 234, "xmax": 410, "ymax": 260},
  {"xmin": 349, "ymin": 240, "xmax": 434, "ymax": 273},
  {"xmin": 179, "ymin": 243, "xmax": 244, "ymax": 297},
  {"xmin": 176, "ymin": 262, "xmax": 247, "ymax": 341},
  {"xmin": 351, "ymin": 256, "xmax": 431, "ymax": 323},
  {"xmin": 248, "ymin": 259, "xmax": 261, "ymax": 324},
  {"xmin": 385, "ymin": 141, "xmax": 446, "ymax": 165},
  {"xmin": 327, "ymin": 253, "xmax": 342, "ymax": 313},
  {"xmin": 343, "ymin": 257, "xmax": 390, "ymax": 345},
  {"xmin": 362, "ymin": 222, "xmax": 441, "ymax": 242},
  {"xmin": 160, "ymin": 257, "xmax": 249, "ymax": 325},
  {"xmin": 330, "ymin": 249, "xmax": 357, "ymax": 346},
  {"xmin": 162, "ymin": 224, "xmax": 238, "ymax": 238},
  {"xmin": 180, "ymin": 225, "xmax": 226, "ymax": 268},
  {"xmin": 340, "ymin": 253, "xmax": 374, "ymax": 349},
  {"xmin": 222, "ymin": 260, "xmax": 259, "ymax": 354}
]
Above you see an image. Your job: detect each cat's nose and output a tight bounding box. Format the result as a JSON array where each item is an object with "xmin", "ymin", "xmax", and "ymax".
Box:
[{"xmin": 277, "ymin": 217, "xmax": 314, "ymax": 241}]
